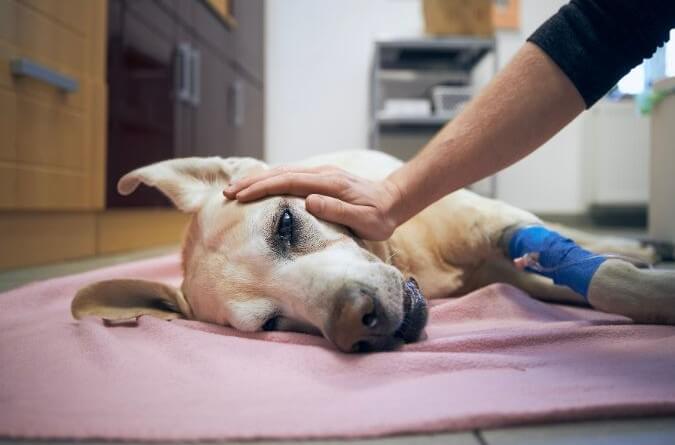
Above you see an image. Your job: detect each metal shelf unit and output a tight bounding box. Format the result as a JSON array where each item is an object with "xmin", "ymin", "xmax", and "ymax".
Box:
[{"xmin": 369, "ymin": 36, "xmax": 497, "ymax": 196}]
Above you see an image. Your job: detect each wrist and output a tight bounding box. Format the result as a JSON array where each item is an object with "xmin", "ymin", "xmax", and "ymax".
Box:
[{"xmin": 381, "ymin": 176, "xmax": 410, "ymax": 230}]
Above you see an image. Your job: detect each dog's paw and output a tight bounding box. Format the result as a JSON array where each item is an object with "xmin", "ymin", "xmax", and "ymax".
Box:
[{"xmin": 588, "ymin": 259, "xmax": 675, "ymax": 324}]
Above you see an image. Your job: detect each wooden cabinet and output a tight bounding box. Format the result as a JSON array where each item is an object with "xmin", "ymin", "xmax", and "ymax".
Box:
[
  {"xmin": 106, "ymin": 0, "xmax": 265, "ymax": 207},
  {"xmin": 0, "ymin": 0, "xmax": 107, "ymax": 209},
  {"xmin": 0, "ymin": 0, "xmax": 264, "ymax": 269}
]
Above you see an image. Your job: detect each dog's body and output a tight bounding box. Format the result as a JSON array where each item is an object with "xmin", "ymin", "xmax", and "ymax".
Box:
[{"xmin": 73, "ymin": 151, "xmax": 675, "ymax": 352}]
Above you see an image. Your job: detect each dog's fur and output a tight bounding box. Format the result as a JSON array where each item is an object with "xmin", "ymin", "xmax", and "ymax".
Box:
[{"xmin": 72, "ymin": 151, "xmax": 675, "ymax": 351}]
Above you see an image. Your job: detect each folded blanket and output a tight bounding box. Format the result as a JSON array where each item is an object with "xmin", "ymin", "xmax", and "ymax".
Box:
[{"xmin": 1, "ymin": 254, "xmax": 674, "ymax": 441}]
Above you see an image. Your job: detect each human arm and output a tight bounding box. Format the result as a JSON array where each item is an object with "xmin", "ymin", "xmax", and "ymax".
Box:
[
  {"xmin": 225, "ymin": 0, "xmax": 675, "ymax": 240},
  {"xmin": 226, "ymin": 42, "xmax": 584, "ymax": 239}
]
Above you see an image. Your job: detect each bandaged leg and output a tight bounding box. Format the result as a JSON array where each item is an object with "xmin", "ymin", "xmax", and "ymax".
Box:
[
  {"xmin": 507, "ymin": 225, "xmax": 605, "ymax": 300},
  {"xmin": 503, "ymin": 224, "xmax": 675, "ymax": 324}
]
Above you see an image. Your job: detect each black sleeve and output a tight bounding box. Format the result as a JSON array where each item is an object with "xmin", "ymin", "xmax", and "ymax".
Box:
[{"xmin": 527, "ymin": 0, "xmax": 675, "ymax": 108}]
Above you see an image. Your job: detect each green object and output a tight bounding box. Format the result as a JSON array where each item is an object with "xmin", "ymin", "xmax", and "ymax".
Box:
[{"xmin": 638, "ymin": 87, "xmax": 675, "ymax": 115}]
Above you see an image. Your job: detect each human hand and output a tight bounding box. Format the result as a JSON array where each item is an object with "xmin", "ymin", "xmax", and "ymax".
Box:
[{"xmin": 223, "ymin": 165, "xmax": 404, "ymax": 241}]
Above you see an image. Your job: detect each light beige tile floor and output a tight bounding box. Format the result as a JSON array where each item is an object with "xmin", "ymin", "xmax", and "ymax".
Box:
[
  {"xmin": 0, "ymin": 435, "xmax": 483, "ymax": 445},
  {"xmin": 3, "ymin": 418, "xmax": 675, "ymax": 445},
  {"xmin": 481, "ymin": 416, "xmax": 675, "ymax": 445}
]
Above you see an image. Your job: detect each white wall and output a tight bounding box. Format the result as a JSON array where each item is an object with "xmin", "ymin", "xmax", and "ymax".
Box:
[
  {"xmin": 265, "ymin": 0, "xmax": 422, "ymax": 164},
  {"xmin": 264, "ymin": 0, "xmax": 648, "ymax": 214},
  {"xmin": 488, "ymin": 0, "xmax": 590, "ymax": 213},
  {"xmin": 583, "ymin": 101, "xmax": 650, "ymax": 205}
]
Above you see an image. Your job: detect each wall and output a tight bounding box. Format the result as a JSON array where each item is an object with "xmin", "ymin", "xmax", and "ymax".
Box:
[
  {"xmin": 264, "ymin": 0, "xmax": 422, "ymax": 164},
  {"xmin": 488, "ymin": 0, "xmax": 588, "ymax": 213},
  {"xmin": 264, "ymin": 0, "xmax": 649, "ymax": 214}
]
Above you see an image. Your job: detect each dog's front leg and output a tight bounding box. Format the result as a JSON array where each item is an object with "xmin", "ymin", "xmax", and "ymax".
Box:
[
  {"xmin": 500, "ymin": 224, "xmax": 675, "ymax": 325},
  {"xmin": 588, "ymin": 261, "xmax": 675, "ymax": 324}
]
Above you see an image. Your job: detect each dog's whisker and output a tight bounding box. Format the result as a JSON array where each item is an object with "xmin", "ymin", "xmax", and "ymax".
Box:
[{"xmin": 385, "ymin": 250, "xmax": 399, "ymax": 263}]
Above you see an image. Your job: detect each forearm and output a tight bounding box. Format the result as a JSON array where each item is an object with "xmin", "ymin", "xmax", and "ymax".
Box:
[{"xmin": 386, "ymin": 42, "xmax": 585, "ymax": 225}]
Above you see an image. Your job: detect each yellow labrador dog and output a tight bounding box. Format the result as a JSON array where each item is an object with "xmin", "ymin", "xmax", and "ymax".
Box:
[{"xmin": 72, "ymin": 151, "xmax": 675, "ymax": 352}]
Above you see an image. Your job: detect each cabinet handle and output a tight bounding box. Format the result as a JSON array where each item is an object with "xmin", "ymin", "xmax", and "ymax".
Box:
[
  {"xmin": 10, "ymin": 58, "xmax": 78, "ymax": 93},
  {"xmin": 175, "ymin": 43, "xmax": 192, "ymax": 103},
  {"xmin": 189, "ymin": 48, "xmax": 201, "ymax": 106},
  {"xmin": 229, "ymin": 79, "xmax": 245, "ymax": 127}
]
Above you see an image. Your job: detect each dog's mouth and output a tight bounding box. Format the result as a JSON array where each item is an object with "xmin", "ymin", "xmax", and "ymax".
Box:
[{"xmin": 394, "ymin": 277, "xmax": 428, "ymax": 343}]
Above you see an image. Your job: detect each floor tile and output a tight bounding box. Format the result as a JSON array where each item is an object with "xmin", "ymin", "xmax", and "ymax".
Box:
[
  {"xmin": 480, "ymin": 417, "xmax": 675, "ymax": 445},
  {"xmin": 0, "ymin": 431, "xmax": 481, "ymax": 445}
]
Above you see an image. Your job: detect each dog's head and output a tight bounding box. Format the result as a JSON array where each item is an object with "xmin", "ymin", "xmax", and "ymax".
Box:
[{"xmin": 72, "ymin": 157, "xmax": 427, "ymax": 352}]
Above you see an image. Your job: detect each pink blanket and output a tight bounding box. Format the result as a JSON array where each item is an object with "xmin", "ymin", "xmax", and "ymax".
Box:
[{"xmin": 1, "ymin": 254, "xmax": 674, "ymax": 442}]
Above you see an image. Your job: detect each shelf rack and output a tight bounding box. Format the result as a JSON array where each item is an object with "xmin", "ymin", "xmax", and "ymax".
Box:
[{"xmin": 369, "ymin": 36, "xmax": 497, "ymax": 196}]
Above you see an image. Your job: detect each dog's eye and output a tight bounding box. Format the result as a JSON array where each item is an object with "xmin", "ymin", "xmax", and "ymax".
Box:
[
  {"xmin": 277, "ymin": 209, "xmax": 293, "ymax": 243},
  {"xmin": 262, "ymin": 317, "xmax": 278, "ymax": 331}
]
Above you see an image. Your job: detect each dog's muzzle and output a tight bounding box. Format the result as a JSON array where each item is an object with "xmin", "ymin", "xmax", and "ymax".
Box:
[
  {"xmin": 394, "ymin": 277, "xmax": 428, "ymax": 343},
  {"xmin": 325, "ymin": 277, "xmax": 428, "ymax": 353}
]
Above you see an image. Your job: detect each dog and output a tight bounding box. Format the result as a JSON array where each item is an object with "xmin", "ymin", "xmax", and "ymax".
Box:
[{"xmin": 72, "ymin": 151, "xmax": 675, "ymax": 352}]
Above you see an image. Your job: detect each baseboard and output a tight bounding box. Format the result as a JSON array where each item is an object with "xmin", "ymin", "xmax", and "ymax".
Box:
[
  {"xmin": 536, "ymin": 213, "xmax": 595, "ymax": 227},
  {"xmin": 588, "ymin": 204, "xmax": 648, "ymax": 228},
  {"xmin": 0, "ymin": 209, "xmax": 190, "ymax": 270},
  {"xmin": 538, "ymin": 206, "xmax": 648, "ymax": 229}
]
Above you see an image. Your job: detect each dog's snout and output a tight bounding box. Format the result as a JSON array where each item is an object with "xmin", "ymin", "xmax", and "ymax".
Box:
[
  {"xmin": 326, "ymin": 286, "xmax": 398, "ymax": 353},
  {"xmin": 359, "ymin": 290, "xmax": 380, "ymax": 328}
]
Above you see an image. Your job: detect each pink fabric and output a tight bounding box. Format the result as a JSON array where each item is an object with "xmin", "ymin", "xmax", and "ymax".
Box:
[{"xmin": 1, "ymin": 253, "xmax": 674, "ymax": 442}]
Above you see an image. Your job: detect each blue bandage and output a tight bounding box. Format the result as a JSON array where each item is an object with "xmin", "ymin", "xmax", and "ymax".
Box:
[{"xmin": 508, "ymin": 226, "xmax": 606, "ymax": 299}]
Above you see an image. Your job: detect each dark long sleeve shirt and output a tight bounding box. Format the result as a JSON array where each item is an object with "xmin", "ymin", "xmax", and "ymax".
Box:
[{"xmin": 528, "ymin": 0, "xmax": 675, "ymax": 107}]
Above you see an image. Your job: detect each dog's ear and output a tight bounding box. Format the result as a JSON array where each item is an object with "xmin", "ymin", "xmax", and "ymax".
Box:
[
  {"xmin": 71, "ymin": 279, "xmax": 194, "ymax": 322},
  {"xmin": 117, "ymin": 157, "xmax": 267, "ymax": 212}
]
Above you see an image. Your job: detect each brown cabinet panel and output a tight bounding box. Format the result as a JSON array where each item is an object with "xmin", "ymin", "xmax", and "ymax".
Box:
[
  {"xmin": 230, "ymin": 78, "xmax": 263, "ymax": 159},
  {"xmin": 191, "ymin": 0, "xmax": 234, "ymax": 61},
  {"xmin": 15, "ymin": 91, "xmax": 86, "ymax": 169},
  {"xmin": 192, "ymin": 43, "xmax": 235, "ymax": 157},
  {"xmin": 173, "ymin": 16, "xmax": 195, "ymax": 159},
  {"xmin": 0, "ymin": 0, "xmax": 105, "ymax": 210},
  {"xmin": 126, "ymin": 0, "xmax": 177, "ymax": 44},
  {"xmin": 106, "ymin": 0, "xmax": 264, "ymax": 208},
  {"xmin": 21, "ymin": 0, "xmax": 93, "ymax": 35},
  {"xmin": 232, "ymin": 0, "xmax": 264, "ymax": 83},
  {"xmin": 106, "ymin": 0, "xmax": 176, "ymax": 207}
]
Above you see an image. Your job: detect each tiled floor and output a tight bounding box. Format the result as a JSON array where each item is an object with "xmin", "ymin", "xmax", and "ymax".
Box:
[
  {"xmin": 2, "ymin": 418, "xmax": 675, "ymax": 445},
  {"xmin": 1, "ymin": 230, "xmax": 674, "ymax": 444}
]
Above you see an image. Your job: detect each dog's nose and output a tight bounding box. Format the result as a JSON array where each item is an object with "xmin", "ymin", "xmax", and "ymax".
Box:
[{"xmin": 326, "ymin": 287, "xmax": 396, "ymax": 352}]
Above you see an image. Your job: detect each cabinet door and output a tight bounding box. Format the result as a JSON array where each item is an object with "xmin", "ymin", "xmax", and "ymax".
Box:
[
  {"xmin": 192, "ymin": 0, "xmax": 235, "ymax": 61},
  {"xmin": 192, "ymin": 44, "xmax": 235, "ymax": 158},
  {"xmin": 232, "ymin": 0, "xmax": 264, "ymax": 83},
  {"xmin": 0, "ymin": 0, "xmax": 106, "ymax": 209},
  {"xmin": 228, "ymin": 77, "xmax": 264, "ymax": 159},
  {"xmin": 106, "ymin": 0, "xmax": 176, "ymax": 207},
  {"xmin": 173, "ymin": 1, "xmax": 195, "ymax": 160}
]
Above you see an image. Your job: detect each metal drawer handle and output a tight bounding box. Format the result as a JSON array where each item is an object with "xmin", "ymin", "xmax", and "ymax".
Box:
[
  {"xmin": 229, "ymin": 80, "xmax": 245, "ymax": 127},
  {"xmin": 10, "ymin": 58, "xmax": 78, "ymax": 93},
  {"xmin": 189, "ymin": 48, "xmax": 201, "ymax": 106},
  {"xmin": 175, "ymin": 43, "xmax": 191, "ymax": 103},
  {"xmin": 175, "ymin": 43, "xmax": 201, "ymax": 106}
]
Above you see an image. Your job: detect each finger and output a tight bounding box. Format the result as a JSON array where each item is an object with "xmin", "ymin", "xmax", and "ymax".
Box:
[
  {"xmin": 305, "ymin": 194, "xmax": 366, "ymax": 233},
  {"xmin": 223, "ymin": 166, "xmax": 294, "ymax": 199},
  {"xmin": 223, "ymin": 165, "xmax": 336, "ymax": 198},
  {"xmin": 307, "ymin": 195, "xmax": 393, "ymax": 241},
  {"xmin": 235, "ymin": 173, "xmax": 350, "ymax": 202}
]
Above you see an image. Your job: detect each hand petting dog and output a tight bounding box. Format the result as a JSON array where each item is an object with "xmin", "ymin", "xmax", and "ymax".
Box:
[{"xmin": 224, "ymin": 165, "xmax": 403, "ymax": 241}]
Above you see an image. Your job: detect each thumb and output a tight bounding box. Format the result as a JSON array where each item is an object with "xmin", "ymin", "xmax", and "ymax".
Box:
[{"xmin": 306, "ymin": 194, "xmax": 362, "ymax": 228}]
